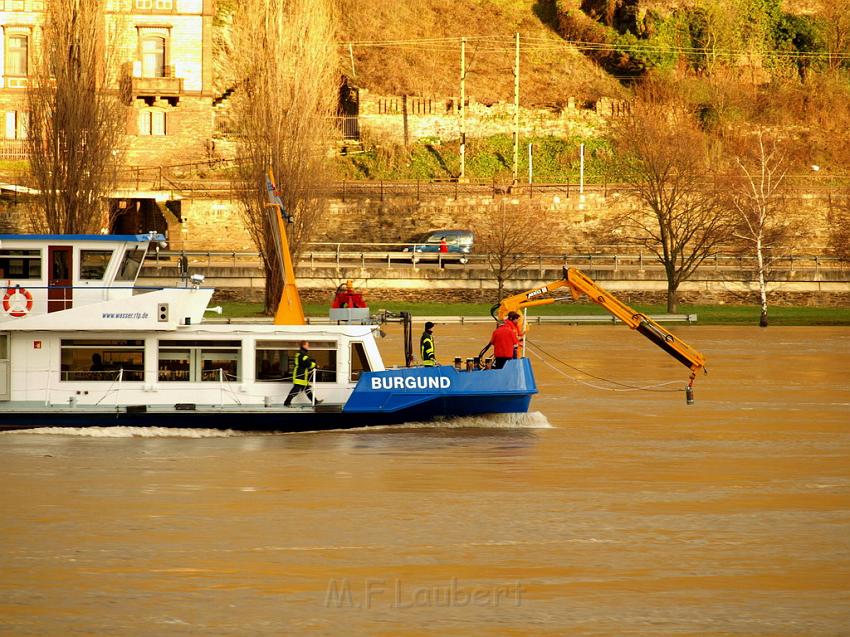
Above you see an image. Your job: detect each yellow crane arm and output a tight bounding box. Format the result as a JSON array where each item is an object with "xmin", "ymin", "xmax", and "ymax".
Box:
[
  {"xmin": 493, "ymin": 267, "xmax": 707, "ymax": 387},
  {"xmin": 266, "ymin": 169, "xmax": 305, "ymax": 325}
]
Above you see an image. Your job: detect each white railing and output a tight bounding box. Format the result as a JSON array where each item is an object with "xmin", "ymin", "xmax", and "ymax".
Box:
[{"xmin": 146, "ymin": 245, "xmax": 849, "ymax": 275}]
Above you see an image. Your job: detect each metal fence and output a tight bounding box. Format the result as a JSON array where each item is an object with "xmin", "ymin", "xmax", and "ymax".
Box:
[{"xmin": 148, "ymin": 244, "xmax": 849, "ymax": 278}]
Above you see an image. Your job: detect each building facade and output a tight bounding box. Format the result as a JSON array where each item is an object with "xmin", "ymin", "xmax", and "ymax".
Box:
[{"xmin": 0, "ymin": 0, "xmax": 216, "ymax": 167}]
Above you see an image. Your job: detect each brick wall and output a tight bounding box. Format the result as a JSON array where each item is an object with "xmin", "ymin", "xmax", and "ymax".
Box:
[{"xmin": 357, "ymin": 90, "xmax": 613, "ymax": 144}]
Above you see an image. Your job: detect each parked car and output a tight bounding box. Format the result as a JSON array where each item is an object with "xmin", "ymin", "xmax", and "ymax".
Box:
[{"xmin": 402, "ymin": 229, "xmax": 474, "ymax": 264}]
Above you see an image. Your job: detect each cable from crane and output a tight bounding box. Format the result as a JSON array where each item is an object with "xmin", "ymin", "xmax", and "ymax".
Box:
[{"xmin": 525, "ymin": 339, "xmax": 684, "ymax": 394}]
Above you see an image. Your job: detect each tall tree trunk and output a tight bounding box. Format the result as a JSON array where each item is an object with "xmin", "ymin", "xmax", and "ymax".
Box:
[
  {"xmin": 229, "ymin": 0, "xmax": 337, "ymax": 315},
  {"xmin": 26, "ymin": 0, "xmax": 126, "ymax": 233},
  {"xmin": 756, "ymin": 236, "xmax": 769, "ymax": 327},
  {"xmin": 666, "ymin": 284, "xmax": 678, "ymax": 313}
]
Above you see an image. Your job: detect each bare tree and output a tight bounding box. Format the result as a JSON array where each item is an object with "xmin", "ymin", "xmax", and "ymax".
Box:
[
  {"xmin": 725, "ymin": 132, "xmax": 795, "ymax": 327},
  {"xmin": 229, "ymin": 0, "xmax": 338, "ymax": 313},
  {"xmin": 609, "ymin": 85, "xmax": 733, "ymax": 312},
  {"xmin": 473, "ymin": 200, "xmax": 553, "ymax": 300},
  {"xmin": 817, "ymin": 0, "xmax": 850, "ymax": 71},
  {"xmin": 26, "ymin": 0, "xmax": 126, "ymax": 233}
]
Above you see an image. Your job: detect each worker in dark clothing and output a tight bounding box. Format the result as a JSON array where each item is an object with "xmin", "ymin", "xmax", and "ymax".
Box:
[
  {"xmin": 284, "ymin": 341, "xmax": 323, "ymax": 406},
  {"xmin": 420, "ymin": 321, "xmax": 437, "ymax": 366},
  {"xmin": 479, "ymin": 320, "xmax": 519, "ymax": 369}
]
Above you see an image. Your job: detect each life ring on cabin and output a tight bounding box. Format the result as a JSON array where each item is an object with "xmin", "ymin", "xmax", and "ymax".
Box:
[{"xmin": 3, "ymin": 286, "xmax": 33, "ymax": 318}]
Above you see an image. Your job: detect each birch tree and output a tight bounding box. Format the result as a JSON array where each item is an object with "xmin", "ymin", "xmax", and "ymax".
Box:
[
  {"xmin": 26, "ymin": 0, "xmax": 126, "ymax": 233},
  {"xmin": 229, "ymin": 0, "xmax": 338, "ymax": 313},
  {"xmin": 726, "ymin": 132, "xmax": 794, "ymax": 327}
]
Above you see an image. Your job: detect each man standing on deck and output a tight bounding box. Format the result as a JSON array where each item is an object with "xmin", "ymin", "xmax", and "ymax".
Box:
[
  {"xmin": 284, "ymin": 341, "xmax": 322, "ymax": 406},
  {"xmin": 479, "ymin": 320, "xmax": 519, "ymax": 369},
  {"xmin": 420, "ymin": 321, "xmax": 437, "ymax": 366}
]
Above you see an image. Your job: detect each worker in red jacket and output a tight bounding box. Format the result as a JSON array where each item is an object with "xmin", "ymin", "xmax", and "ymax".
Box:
[
  {"xmin": 479, "ymin": 320, "xmax": 519, "ymax": 369},
  {"xmin": 505, "ymin": 311, "xmax": 523, "ymax": 355}
]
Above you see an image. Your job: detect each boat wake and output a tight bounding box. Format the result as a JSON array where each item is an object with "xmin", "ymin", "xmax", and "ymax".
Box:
[
  {"xmin": 1, "ymin": 412, "xmax": 552, "ymax": 438},
  {"xmin": 2, "ymin": 426, "xmax": 241, "ymax": 438},
  {"xmin": 367, "ymin": 411, "xmax": 553, "ymax": 431}
]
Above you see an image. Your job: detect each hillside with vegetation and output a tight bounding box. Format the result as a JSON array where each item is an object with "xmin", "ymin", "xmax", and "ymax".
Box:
[{"xmin": 329, "ymin": 0, "xmax": 850, "ymax": 174}]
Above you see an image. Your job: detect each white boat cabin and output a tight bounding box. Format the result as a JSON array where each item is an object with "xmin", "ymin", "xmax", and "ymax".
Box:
[{"xmin": 0, "ymin": 235, "xmax": 384, "ymax": 407}]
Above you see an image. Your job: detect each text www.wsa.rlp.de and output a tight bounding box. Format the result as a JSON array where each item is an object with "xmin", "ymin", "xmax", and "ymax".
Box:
[{"xmin": 325, "ymin": 578, "xmax": 523, "ymax": 609}]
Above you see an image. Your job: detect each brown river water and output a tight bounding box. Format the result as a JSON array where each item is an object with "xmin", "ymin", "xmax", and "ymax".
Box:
[{"xmin": 1, "ymin": 325, "xmax": 848, "ymax": 636}]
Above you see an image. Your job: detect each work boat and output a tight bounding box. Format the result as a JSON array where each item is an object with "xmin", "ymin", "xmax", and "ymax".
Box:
[{"xmin": 0, "ymin": 234, "xmax": 536, "ymax": 431}]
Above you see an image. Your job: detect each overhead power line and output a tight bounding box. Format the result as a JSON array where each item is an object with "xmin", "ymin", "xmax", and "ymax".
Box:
[{"xmin": 341, "ymin": 35, "xmax": 850, "ymax": 60}]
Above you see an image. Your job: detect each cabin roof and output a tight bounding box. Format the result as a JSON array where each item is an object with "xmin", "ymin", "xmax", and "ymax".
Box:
[{"xmin": 0, "ymin": 234, "xmax": 165, "ymax": 243}]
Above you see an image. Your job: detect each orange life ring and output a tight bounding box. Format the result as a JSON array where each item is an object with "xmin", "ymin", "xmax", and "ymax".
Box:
[{"xmin": 3, "ymin": 286, "xmax": 33, "ymax": 318}]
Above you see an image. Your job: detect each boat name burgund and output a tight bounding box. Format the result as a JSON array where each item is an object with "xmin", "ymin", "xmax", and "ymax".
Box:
[{"xmin": 371, "ymin": 376, "xmax": 452, "ymax": 390}]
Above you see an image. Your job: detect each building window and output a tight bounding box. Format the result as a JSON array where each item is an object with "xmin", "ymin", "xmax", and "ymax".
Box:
[
  {"xmin": 0, "ymin": 249, "xmax": 41, "ymax": 280},
  {"xmin": 141, "ymin": 35, "xmax": 166, "ymax": 77},
  {"xmin": 139, "ymin": 109, "xmax": 167, "ymax": 136},
  {"xmin": 60, "ymin": 340, "xmax": 145, "ymax": 382},
  {"xmin": 154, "ymin": 0, "xmax": 173, "ymax": 9},
  {"xmin": 80, "ymin": 250, "xmax": 113, "ymax": 281},
  {"xmin": 4, "ymin": 111, "xmax": 28, "ymax": 139},
  {"xmin": 5, "ymin": 33, "xmax": 28, "ymax": 77},
  {"xmin": 135, "ymin": 0, "xmax": 153, "ymax": 9},
  {"xmin": 159, "ymin": 340, "xmax": 241, "ymax": 382}
]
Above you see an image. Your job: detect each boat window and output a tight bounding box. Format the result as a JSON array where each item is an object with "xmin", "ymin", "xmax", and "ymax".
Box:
[
  {"xmin": 115, "ymin": 247, "xmax": 145, "ymax": 282},
  {"xmin": 0, "ymin": 334, "xmax": 7, "ymax": 360},
  {"xmin": 350, "ymin": 342, "xmax": 371, "ymax": 381},
  {"xmin": 255, "ymin": 339, "xmax": 337, "ymax": 383},
  {"xmin": 0, "ymin": 250, "xmax": 41, "ymax": 280},
  {"xmin": 60, "ymin": 339, "xmax": 145, "ymax": 382},
  {"xmin": 80, "ymin": 250, "xmax": 113, "ymax": 280},
  {"xmin": 159, "ymin": 339, "xmax": 241, "ymax": 382}
]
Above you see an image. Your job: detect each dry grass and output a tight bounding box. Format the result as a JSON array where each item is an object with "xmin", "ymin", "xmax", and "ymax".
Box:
[{"xmin": 337, "ymin": 0, "xmax": 624, "ymax": 105}]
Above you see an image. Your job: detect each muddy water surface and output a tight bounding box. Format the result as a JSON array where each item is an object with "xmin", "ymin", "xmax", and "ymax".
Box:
[{"xmin": 0, "ymin": 326, "xmax": 848, "ymax": 636}]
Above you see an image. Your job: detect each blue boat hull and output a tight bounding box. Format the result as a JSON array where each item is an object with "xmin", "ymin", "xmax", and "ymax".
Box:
[
  {"xmin": 0, "ymin": 360, "xmax": 537, "ymax": 432},
  {"xmin": 344, "ymin": 358, "xmax": 537, "ymax": 415}
]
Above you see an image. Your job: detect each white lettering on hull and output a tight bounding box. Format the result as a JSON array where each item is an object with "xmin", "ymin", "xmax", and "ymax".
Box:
[{"xmin": 370, "ymin": 375, "xmax": 452, "ymax": 390}]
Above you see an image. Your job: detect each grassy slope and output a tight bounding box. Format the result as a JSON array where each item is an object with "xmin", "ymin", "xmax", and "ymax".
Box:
[{"xmin": 337, "ymin": 0, "xmax": 624, "ymax": 105}]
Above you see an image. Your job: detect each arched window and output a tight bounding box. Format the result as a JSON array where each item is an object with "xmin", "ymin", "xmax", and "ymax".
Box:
[{"xmin": 141, "ymin": 36, "xmax": 166, "ymax": 78}]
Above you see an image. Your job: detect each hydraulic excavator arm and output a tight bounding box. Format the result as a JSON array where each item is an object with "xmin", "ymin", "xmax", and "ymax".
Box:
[{"xmin": 492, "ymin": 267, "xmax": 707, "ymax": 390}]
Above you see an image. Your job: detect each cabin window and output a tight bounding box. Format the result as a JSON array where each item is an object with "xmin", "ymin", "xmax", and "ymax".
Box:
[
  {"xmin": 115, "ymin": 247, "xmax": 145, "ymax": 282},
  {"xmin": 350, "ymin": 342, "xmax": 371, "ymax": 382},
  {"xmin": 80, "ymin": 250, "xmax": 113, "ymax": 280},
  {"xmin": 60, "ymin": 340, "xmax": 145, "ymax": 382},
  {"xmin": 158, "ymin": 340, "xmax": 240, "ymax": 382},
  {"xmin": 0, "ymin": 250, "xmax": 41, "ymax": 279},
  {"xmin": 255, "ymin": 340, "xmax": 337, "ymax": 383}
]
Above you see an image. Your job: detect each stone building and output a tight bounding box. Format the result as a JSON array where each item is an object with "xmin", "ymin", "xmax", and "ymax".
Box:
[
  {"xmin": 0, "ymin": 0, "xmax": 217, "ymax": 240},
  {"xmin": 0, "ymin": 0, "xmax": 216, "ymax": 167}
]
